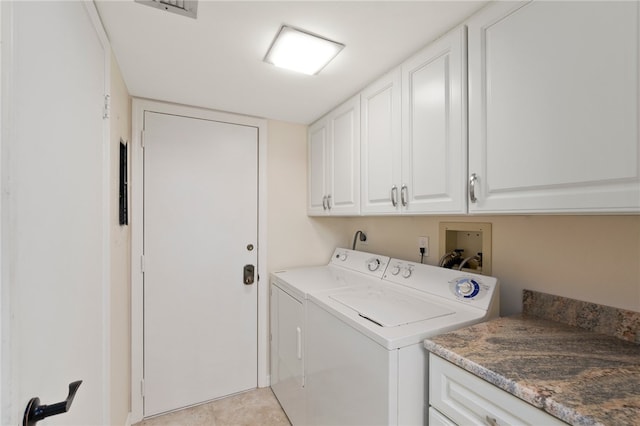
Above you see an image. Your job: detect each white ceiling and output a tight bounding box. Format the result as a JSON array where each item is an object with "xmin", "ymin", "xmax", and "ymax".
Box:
[{"xmin": 95, "ymin": 1, "xmax": 488, "ymax": 124}]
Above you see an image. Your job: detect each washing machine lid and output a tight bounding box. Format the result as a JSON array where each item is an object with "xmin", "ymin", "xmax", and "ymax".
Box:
[{"xmin": 329, "ymin": 287, "xmax": 454, "ymax": 327}]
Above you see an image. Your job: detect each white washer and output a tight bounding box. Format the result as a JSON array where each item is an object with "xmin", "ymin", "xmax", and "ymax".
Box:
[
  {"xmin": 270, "ymin": 248, "xmax": 390, "ymax": 425},
  {"xmin": 306, "ymin": 258, "xmax": 500, "ymax": 426}
]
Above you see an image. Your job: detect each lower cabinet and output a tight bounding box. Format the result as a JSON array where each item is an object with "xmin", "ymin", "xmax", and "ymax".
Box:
[
  {"xmin": 270, "ymin": 285, "xmax": 304, "ymax": 425},
  {"xmin": 429, "ymin": 354, "xmax": 567, "ymax": 425}
]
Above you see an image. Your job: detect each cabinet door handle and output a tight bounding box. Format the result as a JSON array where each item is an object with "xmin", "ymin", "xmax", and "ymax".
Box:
[
  {"xmin": 296, "ymin": 326, "xmax": 302, "ymax": 360},
  {"xmin": 327, "ymin": 194, "xmax": 332, "ymax": 210},
  {"xmin": 391, "ymin": 185, "xmax": 398, "ymax": 207},
  {"xmin": 322, "ymin": 195, "xmax": 327, "ymax": 210},
  {"xmin": 469, "ymin": 173, "xmax": 478, "ymax": 203},
  {"xmin": 401, "ymin": 184, "xmax": 408, "ymax": 207},
  {"xmin": 485, "ymin": 415, "xmax": 498, "ymax": 426}
]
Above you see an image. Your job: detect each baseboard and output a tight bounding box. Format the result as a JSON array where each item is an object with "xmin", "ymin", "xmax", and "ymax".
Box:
[{"xmin": 260, "ymin": 374, "xmax": 271, "ymax": 388}]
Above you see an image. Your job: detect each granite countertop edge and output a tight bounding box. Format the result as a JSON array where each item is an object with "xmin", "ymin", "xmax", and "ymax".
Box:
[
  {"xmin": 425, "ymin": 291, "xmax": 640, "ymax": 426},
  {"xmin": 425, "ymin": 338, "xmax": 578, "ymax": 424}
]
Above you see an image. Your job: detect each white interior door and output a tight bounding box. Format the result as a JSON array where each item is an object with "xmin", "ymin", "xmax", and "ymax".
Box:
[
  {"xmin": 143, "ymin": 112, "xmax": 258, "ymax": 416},
  {"xmin": 2, "ymin": 2, "xmax": 109, "ymax": 425}
]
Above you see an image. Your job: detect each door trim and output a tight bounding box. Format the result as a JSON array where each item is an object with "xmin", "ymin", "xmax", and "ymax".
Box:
[{"xmin": 130, "ymin": 98, "xmax": 268, "ymax": 423}]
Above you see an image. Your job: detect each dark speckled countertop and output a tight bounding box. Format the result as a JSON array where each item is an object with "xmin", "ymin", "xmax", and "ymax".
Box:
[{"xmin": 424, "ymin": 291, "xmax": 640, "ymax": 426}]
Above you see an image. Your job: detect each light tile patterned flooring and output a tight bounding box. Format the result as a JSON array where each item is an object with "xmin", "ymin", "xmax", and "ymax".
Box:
[{"xmin": 134, "ymin": 388, "xmax": 291, "ymax": 426}]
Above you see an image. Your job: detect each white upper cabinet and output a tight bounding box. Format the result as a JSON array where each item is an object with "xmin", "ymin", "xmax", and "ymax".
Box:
[
  {"xmin": 361, "ymin": 68, "xmax": 402, "ymax": 214},
  {"xmin": 401, "ymin": 26, "xmax": 467, "ymax": 214},
  {"xmin": 308, "ymin": 119, "xmax": 329, "ymax": 215},
  {"xmin": 361, "ymin": 27, "xmax": 466, "ymax": 215},
  {"xmin": 467, "ymin": 1, "xmax": 640, "ymax": 213},
  {"xmin": 308, "ymin": 95, "xmax": 360, "ymax": 216}
]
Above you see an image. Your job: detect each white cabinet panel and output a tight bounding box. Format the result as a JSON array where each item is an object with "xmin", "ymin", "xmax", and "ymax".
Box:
[
  {"xmin": 402, "ymin": 26, "xmax": 467, "ymax": 214},
  {"xmin": 307, "ymin": 122, "xmax": 328, "ymax": 215},
  {"xmin": 270, "ymin": 285, "xmax": 305, "ymax": 425},
  {"xmin": 429, "ymin": 355, "xmax": 567, "ymax": 426},
  {"xmin": 360, "ymin": 26, "xmax": 466, "ymax": 216},
  {"xmin": 308, "ymin": 95, "xmax": 360, "ymax": 216},
  {"xmin": 468, "ymin": 1, "xmax": 640, "ymax": 213},
  {"xmin": 361, "ymin": 69, "xmax": 402, "ymax": 214},
  {"xmin": 330, "ymin": 101, "xmax": 360, "ymax": 213}
]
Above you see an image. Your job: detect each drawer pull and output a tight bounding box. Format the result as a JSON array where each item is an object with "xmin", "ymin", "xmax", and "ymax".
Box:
[{"xmin": 485, "ymin": 415, "xmax": 498, "ymax": 426}]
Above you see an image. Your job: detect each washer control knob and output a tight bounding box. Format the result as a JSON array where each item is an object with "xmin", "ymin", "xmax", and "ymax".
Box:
[
  {"xmin": 401, "ymin": 267, "xmax": 412, "ymax": 278},
  {"xmin": 367, "ymin": 258, "xmax": 381, "ymax": 272},
  {"xmin": 337, "ymin": 253, "xmax": 347, "ymax": 261},
  {"xmin": 455, "ymin": 278, "xmax": 481, "ymax": 298},
  {"xmin": 458, "ymin": 281, "xmax": 473, "ymax": 295},
  {"xmin": 390, "ymin": 265, "xmax": 401, "ymax": 275}
]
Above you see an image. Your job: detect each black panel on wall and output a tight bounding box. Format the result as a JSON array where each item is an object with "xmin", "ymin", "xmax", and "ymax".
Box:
[{"xmin": 119, "ymin": 140, "xmax": 128, "ymax": 225}]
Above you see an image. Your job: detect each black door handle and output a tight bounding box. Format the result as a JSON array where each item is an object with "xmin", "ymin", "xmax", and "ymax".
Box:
[{"xmin": 23, "ymin": 380, "xmax": 82, "ymax": 426}]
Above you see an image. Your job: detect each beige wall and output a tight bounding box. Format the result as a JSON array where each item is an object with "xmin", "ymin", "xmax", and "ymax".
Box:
[
  {"xmin": 266, "ymin": 121, "xmax": 640, "ymax": 317},
  {"xmin": 339, "ymin": 215, "xmax": 640, "ymax": 316},
  {"xmin": 266, "ymin": 120, "xmax": 347, "ymax": 272},
  {"xmin": 110, "ymin": 52, "xmax": 132, "ymax": 426}
]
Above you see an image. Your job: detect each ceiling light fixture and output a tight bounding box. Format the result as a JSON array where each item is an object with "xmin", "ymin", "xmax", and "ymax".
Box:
[{"xmin": 264, "ymin": 25, "xmax": 345, "ymax": 76}]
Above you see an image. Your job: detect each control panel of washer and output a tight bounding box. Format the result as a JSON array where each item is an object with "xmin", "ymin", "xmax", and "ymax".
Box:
[
  {"xmin": 383, "ymin": 258, "xmax": 498, "ymax": 310},
  {"xmin": 387, "ymin": 262, "xmax": 414, "ymax": 279}
]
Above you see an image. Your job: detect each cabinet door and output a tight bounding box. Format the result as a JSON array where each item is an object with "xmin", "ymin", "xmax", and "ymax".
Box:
[
  {"xmin": 430, "ymin": 355, "xmax": 566, "ymax": 426},
  {"xmin": 308, "ymin": 118, "xmax": 328, "ymax": 215},
  {"xmin": 401, "ymin": 26, "xmax": 467, "ymax": 214},
  {"xmin": 327, "ymin": 95, "xmax": 361, "ymax": 215},
  {"xmin": 270, "ymin": 286, "xmax": 305, "ymax": 425},
  {"xmin": 468, "ymin": 1, "xmax": 640, "ymax": 213},
  {"xmin": 361, "ymin": 69, "xmax": 402, "ymax": 214}
]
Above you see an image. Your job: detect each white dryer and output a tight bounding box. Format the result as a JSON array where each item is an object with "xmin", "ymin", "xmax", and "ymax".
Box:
[
  {"xmin": 305, "ymin": 258, "xmax": 500, "ymax": 425},
  {"xmin": 270, "ymin": 248, "xmax": 390, "ymax": 425}
]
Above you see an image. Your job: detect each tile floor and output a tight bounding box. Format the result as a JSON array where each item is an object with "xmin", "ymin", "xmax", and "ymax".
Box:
[{"xmin": 134, "ymin": 388, "xmax": 291, "ymax": 426}]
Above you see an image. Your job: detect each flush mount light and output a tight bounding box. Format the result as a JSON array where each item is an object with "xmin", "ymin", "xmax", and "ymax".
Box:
[{"xmin": 264, "ymin": 25, "xmax": 345, "ymax": 75}]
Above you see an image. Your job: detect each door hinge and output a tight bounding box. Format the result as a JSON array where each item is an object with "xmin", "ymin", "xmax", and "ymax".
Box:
[
  {"xmin": 140, "ymin": 379, "xmax": 145, "ymax": 397},
  {"xmin": 141, "ymin": 130, "xmax": 145, "ymax": 148},
  {"xmin": 103, "ymin": 94, "xmax": 111, "ymax": 119},
  {"xmin": 140, "ymin": 255, "xmax": 145, "ymax": 273}
]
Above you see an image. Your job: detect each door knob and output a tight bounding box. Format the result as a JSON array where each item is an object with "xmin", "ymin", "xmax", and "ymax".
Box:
[{"xmin": 23, "ymin": 380, "xmax": 82, "ymax": 426}]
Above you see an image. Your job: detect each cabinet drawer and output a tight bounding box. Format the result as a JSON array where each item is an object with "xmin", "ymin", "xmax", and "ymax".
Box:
[
  {"xmin": 429, "ymin": 355, "xmax": 566, "ymax": 425},
  {"xmin": 429, "ymin": 407, "xmax": 456, "ymax": 426}
]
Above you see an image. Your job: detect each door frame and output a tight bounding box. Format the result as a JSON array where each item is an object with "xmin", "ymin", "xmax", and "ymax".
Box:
[{"xmin": 130, "ymin": 98, "xmax": 268, "ymax": 423}]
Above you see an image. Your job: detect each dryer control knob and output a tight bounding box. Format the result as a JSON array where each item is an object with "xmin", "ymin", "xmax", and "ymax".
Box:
[
  {"xmin": 401, "ymin": 268, "xmax": 412, "ymax": 278},
  {"xmin": 390, "ymin": 265, "xmax": 401, "ymax": 275},
  {"xmin": 337, "ymin": 253, "xmax": 347, "ymax": 261},
  {"xmin": 367, "ymin": 258, "xmax": 381, "ymax": 272}
]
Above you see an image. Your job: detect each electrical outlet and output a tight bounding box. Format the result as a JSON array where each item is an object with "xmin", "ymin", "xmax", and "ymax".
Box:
[
  {"xmin": 360, "ymin": 232, "xmax": 369, "ymax": 245},
  {"xmin": 418, "ymin": 236, "xmax": 429, "ymax": 256}
]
